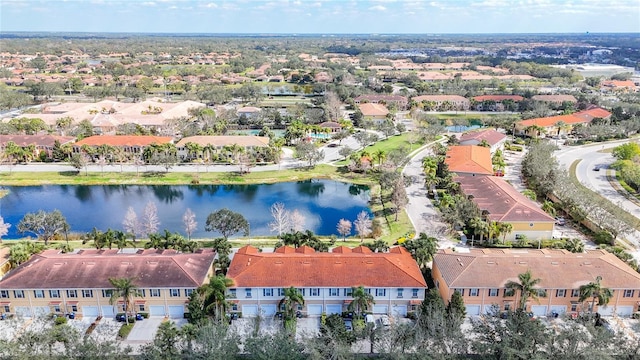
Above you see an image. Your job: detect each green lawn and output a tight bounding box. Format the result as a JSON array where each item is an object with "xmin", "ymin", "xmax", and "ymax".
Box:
[{"xmin": 335, "ymin": 133, "xmax": 424, "ymax": 165}]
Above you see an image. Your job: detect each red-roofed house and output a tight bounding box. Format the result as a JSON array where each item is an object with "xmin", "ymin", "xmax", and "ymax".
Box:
[
  {"xmin": 358, "ymin": 103, "xmax": 389, "ymax": 122},
  {"xmin": 0, "ymin": 135, "xmax": 75, "ymax": 159},
  {"xmin": 455, "ymin": 175, "xmax": 555, "ymax": 240},
  {"xmin": 445, "ymin": 145, "xmax": 493, "ymax": 176},
  {"xmin": 354, "ymin": 95, "xmax": 408, "ymax": 109},
  {"xmin": 412, "ymin": 95, "xmax": 470, "ymax": 111},
  {"xmin": 74, "ymin": 135, "xmax": 173, "ymax": 158},
  {"xmin": 471, "ymin": 95, "xmax": 523, "ymax": 111},
  {"xmin": 226, "ymin": 245, "xmax": 427, "ymax": 317},
  {"xmin": 515, "ymin": 107, "xmax": 612, "ymax": 137},
  {"xmin": 0, "ymin": 248, "xmax": 216, "ymax": 319},
  {"xmin": 601, "ymin": 80, "xmax": 638, "ymax": 93},
  {"xmin": 458, "ymin": 129, "xmax": 507, "ymax": 153}
]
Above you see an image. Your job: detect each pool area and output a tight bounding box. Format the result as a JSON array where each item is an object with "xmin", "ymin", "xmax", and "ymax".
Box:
[{"xmin": 231, "ymin": 129, "xmax": 286, "ymax": 138}]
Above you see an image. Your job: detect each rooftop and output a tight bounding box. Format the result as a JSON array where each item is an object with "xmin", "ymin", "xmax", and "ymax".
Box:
[{"xmin": 445, "ymin": 145, "xmax": 493, "ymax": 175}]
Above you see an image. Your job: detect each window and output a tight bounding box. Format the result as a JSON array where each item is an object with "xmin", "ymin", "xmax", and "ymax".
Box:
[
  {"xmin": 263, "ymin": 288, "xmax": 274, "ymax": 297},
  {"xmin": 66, "ymin": 290, "xmax": 77, "ymax": 298},
  {"xmin": 375, "ymin": 289, "xmax": 386, "ymax": 297},
  {"xmin": 34, "ymin": 290, "xmax": 45, "ymax": 298},
  {"xmin": 82, "ymin": 290, "xmax": 93, "ymax": 298},
  {"xmin": 0, "ymin": 290, "xmax": 8, "ymax": 298},
  {"xmin": 53, "ymin": 305, "xmax": 61, "ymax": 313},
  {"xmin": 50, "ymin": 290, "xmax": 60, "ymax": 298},
  {"xmin": 245, "ymin": 289, "xmax": 252, "ymax": 298},
  {"xmin": 231, "ymin": 304, "xmax": 238, "ymax": 311},
  {"xmin": 469, "ymin": 289, "xmax": 480, "ymax": 297},
  {"xmin": 71, "ymin": 305, "xmax": 78, "ymax": 312},
  {"xmin": 297, "ymin": 288, "xmax": 306, "ymax": 296},
  {"xmin": 435, "ymin": 281, "xmax": 440, "ymax": 289},
  {"xmin": 277, "ymin": 288, "xmax": 284, "ymax": 297},
  {"xmin": 2, "ymin": 305, "xmax": 9, "ymax": 313},
  {"xmin": 397, "ymin": 288, "xmax": 404, "ymax": 298},
  {"xmin": 412, "ymin": 289, "xmax": 419, "ymax": 298},
  {"xmin": 571, "ymin": 289, "xmax": 580, "ymax": 297},
  {"xmin": 329, "ymin": 288, "xmax": 340, "ymax": 297},
  {"xmin": 138, "ymin": 304, "xmax": 145, "ymax": 312},
  {"xmin": 185, "ymin": 289, "xmax": 194, "ymax": 297},
  {"xmin": 571, "ymin": 303, "xmax": 578, "ymax": 312},
  {"xmin": 488, "ymin": 289, "xmax": 499, "ymax": 297},
  {"xmin": 229, "ymin": 289, "xmax": 237, "ymax": 298},
  {"xmin": 536, "ymin": 289, "xmax": 547, "ymax": 297},
  {"xmin": 556, "ymin": 289, "xmax": 566, "ymax": 298},
  {"xmin": 344, "ymin": 288, "xmax": 353, "ymax": 297},
  {"xmin": 624, "ymin": 289, "xmax": 635, "ymax": 298},
  {"xmin": 150, "ymin": 289, "xmax": 161, "ymax": 297},
  {"xmin": 310, "ymin": 288, "xmax": 320, "ymax": 297},
  {"xmin": 454, "ymin": 289, "xmax": 464, "ymax": 296},
  {"xmin": 102, "ymin": 289, "xmax": 112, "ymax": 298},
  {"xmin": 504, "ymin": 303, "xmax": 511, "ymax": 311},
  {"xmin": 13, "ymin": 291, "xmax": 24, "ymax": 299},
  {"xmin": 138, "ymin": 289, "xmax": 146, "ymax": 297},
  {"xmin": 169, "ymin": 289, "xmax": 180, "ymax": 297}
]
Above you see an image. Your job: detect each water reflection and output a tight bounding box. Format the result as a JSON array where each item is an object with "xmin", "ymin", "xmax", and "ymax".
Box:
[{"xmin": 1, "ymin": 180, "xmax": 370, "ymax": 239}]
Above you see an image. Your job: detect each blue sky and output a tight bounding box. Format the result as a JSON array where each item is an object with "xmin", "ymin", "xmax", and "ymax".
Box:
[{"xmin": 1, "ymin": 0, "xmax": 639, "ymax": 34}]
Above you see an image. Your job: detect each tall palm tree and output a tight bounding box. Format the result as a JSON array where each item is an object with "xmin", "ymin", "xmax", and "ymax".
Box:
[
  {"xmin": 468, "ymin": 217, "xmax": 488, "ymax": 246},
  {"xmin": 278, "ymin": 287, "xmax": 304, "ymax": 329},
  {"xmin": 108, "ymin": 277, "xmax": 142, "ymax": 325},
  {"xmin": 498, "ymin": 222, "xmax": 513, "ymax": 244},
  {"xmin": 373, "ymin": 149, "xmax": 386, "ymax": 166},
  {"xmin": 348, "ymin": 285, "xmax": 374, "ymax": 318},
  {"xmin": 198, "ymin": 275, "xmax": 234, "ymax": 322},
  {"xmin": 579, "ymin": 276, "xmax": 613, "ymax": 315},
  {"xmin": 504, "ymin": 269, "xmax": 544, "ymax": 311}
]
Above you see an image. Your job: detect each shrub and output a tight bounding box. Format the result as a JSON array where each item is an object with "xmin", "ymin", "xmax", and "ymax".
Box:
[
  {"xmin": 54, "ymin": 316, "xmax": 68, "ymax": 326},
  {"xmin": 594, "ymin": 231, "xmax": 614, "ymax": 245},
  {"xmin": 117, "ymin": 323, "xmax": 134, "ymax": 340},
  {"xmin": 138, "ymin": 312, "xmax": 149, "ymax": 319}
]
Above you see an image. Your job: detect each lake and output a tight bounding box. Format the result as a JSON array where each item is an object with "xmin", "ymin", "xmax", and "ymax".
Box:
[{"xmin": 0, "ymin": 180, "xmax": 370, "ymax": 239}]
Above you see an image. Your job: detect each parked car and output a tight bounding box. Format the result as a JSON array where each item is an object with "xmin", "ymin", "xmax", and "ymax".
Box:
[
  {"xmin": 344, "ymin": 319, "xmax": 353, "ymax": 332},
  {"xmin": 377, "ymin": 315, "xmax": 391, "ymax": 328},
  {"xmin": 593, "ymin": 166, "xmax": 600, "ymax": 171},
  {"xmin": 555, "ymin": 217, "xmax": 566, "ymax": 226}
]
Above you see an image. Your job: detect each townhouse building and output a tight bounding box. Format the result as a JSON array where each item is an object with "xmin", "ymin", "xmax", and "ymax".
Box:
[
  {"xmin": 0, "ymin": 248, "xmax": 216, "ymax": 319},
  {"xmin": 226, "ymin": 245, "xmax": 427, "ymax": 318},
  {"xmin": 433, "ymin": 248, "xmax": 640, "ymax": 317}
]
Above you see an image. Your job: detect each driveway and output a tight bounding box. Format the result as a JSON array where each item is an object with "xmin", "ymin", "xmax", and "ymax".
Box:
[
  {"xmin": 296, "ymin": 317, "xmax": 320, "ymax": 339},
  {"xmin": 125, "ymin": 317, "xmax": 163, "ymax": 342}
]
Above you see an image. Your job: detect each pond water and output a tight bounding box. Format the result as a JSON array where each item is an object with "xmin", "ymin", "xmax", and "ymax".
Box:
[{"xmin": 0, "ymin": 180, "xmax": 370, "ymax": 239}]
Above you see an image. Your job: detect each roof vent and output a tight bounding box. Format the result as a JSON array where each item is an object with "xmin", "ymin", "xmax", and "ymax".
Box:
[
  {"xmin": 274, "ymin": 261, "xmax": 283, "ymax": 265},
  {"xmin": 120, "ymin": 261, "xmax": 131, "ymax": 266},
  {"xmin": 551, "ymin": 261, "xmax": 559, "ymax": 265}
]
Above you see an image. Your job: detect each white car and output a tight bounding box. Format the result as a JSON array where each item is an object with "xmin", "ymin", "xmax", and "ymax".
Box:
[{"xmin": 377, "ymin": 315, "xmax": 391, "ymax": 328}]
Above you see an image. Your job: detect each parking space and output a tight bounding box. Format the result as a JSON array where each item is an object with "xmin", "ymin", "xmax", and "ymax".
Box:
[
  {"xmin": 296, "ymin": 317, "xmax": 320, "ymax": 339},
  {"xmin": 88, "ymin": 318, "xmax": 122, "ymax": 342},
  {"xmin": 66, "ymin": 318, "xmax": 94, "ymax": 335},
  {"xmin": 125, "ymin": 317, "xmax": 163, "ymax": 342},
  {"xmin": 230, "ymin": 317, "xmax": 281, "ymax": 338}
]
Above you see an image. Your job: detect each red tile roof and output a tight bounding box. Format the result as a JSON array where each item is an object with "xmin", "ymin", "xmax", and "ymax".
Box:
[
  {"xmin": 532, "ymin": 94, "xmax": 577, "ymax": 103},
  {"xmin": 74, "ymin": 135, "xmax": 173, "ymax": 147},
  {"xmin": 0, "ymin": 135, "xmax": 75, "ymax": 147},
  {"xmin": 0, "ymin": 249, "xmax": 216, "ymax": 289},
  {"xmin": 517, "ymin": 107, "xmax": 611, "ymax": 128},
  {"xmin": 445, "ymin": 145, "xmax": 493, "ymax": 175},
  {"xmin": 455, "ymin": 175, "xmax": 555, "ymax": 223},
  {"xmin": 434, "ymin": 248, "xmax": 640, "ymax": 289},
  {"xmin": 459, "ymin": 129, "xmax": 506, "ymax": 147},
  {"xmin": 358, "ymin": 103, "xmax": 389, "ymax": 117},
  {"xmin": 227, "ymin": 245, "xmax": 426, "ymax": 288},
  {"xmin": 472, "ymin": 95, "xmax": 524, "ymax": 102}
]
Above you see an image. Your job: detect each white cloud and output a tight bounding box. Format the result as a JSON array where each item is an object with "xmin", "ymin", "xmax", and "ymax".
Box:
[
  {"xmin": 203, "ymin": 2, "xmax": 218, "ymax": 8},
  {"xmin": 141, "ymin": 1, "xmax": 156, "ymax": 6},
  {"xmin": 369, "ymin": 5, "xmax": 387, "ymax": 11}
]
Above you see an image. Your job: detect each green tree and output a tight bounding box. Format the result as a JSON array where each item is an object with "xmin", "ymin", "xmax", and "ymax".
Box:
[
  {"xmin": 278, "ymin": 287, "xmax": 305, "ymax": 332},
  {"xmin": 446, "ymin": 290, "xmax": 466, "ymax": 320},
  {"xmin": 401, "ymin": 233, "xmax": 437, "ymax": 269},
  {"xmin": 108, "ymin": 277, "xmax": 142, "ymax": 325},
  {"xmin": 498, "ymin": 222, "xmax": 513, "ymax": 244},
  {"xmin": 205, "ymin": 208, "xmax": 250, "ymax": 240},
  {"xmin": 612, "ymin": 142, "xmax": 640, "ymax": 161},
  {"xmin": 579, "ymin": 276, "xmax": 613, "ymax": 315},
  {"xmin": 198, "ymin": 275, "xmax": 234, "ymax": 323},
  {"xmin": 504, "ymin": 269, "xmax": 544, "ymax": 311},
  {"xmin": 348, "ymin": 285, "xmax": 374, "ymax": 317},
  {"xmin": 17, "ymin": 209, "xmax": 69, "ymax": 245}
]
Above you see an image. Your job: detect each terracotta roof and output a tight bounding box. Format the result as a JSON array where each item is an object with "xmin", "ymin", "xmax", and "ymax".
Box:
[
  {"xmin": 354, "ymin": 95, "xmax": 408, "ymax": 103},
  {"xmin": 175, "ymin": 135, "xmax": 269, "ymax": 148},
  {"xmin": 434, "ymin": 248, "xmax": 640, "ymax": 290},
  {"xmin": 602, "ymin": 80, "xmax": 636, "ymax": 88},
  {"xmin": 0, "ymin": 248, "xmax": 216, "ymax": 289},
  {"xmin": 0, "ymin": 135, "xmax": 75, "ymax": 147},
  {"xmin": 75, "ymin": 135, "xmax": 173, "ymax": 147},
  {"xmin": 472, "ymin": 95, "xmax": 524, "ymax": 102},
  {"xmin": 517, "ymin": 107, "xmax": 611, "ymax": 128},
  {"xmin": 459, "ymin": 129, "xmax": 506, "ymax": 147},
  {"xmin": 445, "ymin": 145, "xmax": 493, "ymax": 175},
  {"xmin": 455, "ymin": 175, "xmax": 555, "ymax": 223},
  {"xmin": 227, "ymin": 245, "xmax": 427, "ymax": 288},
  {"xmin": 532, "ymin": 95, "xmax": 577, "ymax": 103},
  {"xmin": 358, "ymin": 103, "xmax": 389, "ymax": 117},
  {"xmin": 319, "ymin": 121, "xmax": 342, "ymax": 129},
  {"xmin": 412, "ymin": 95, "xmax": 469, "ymax": 103},
  {"xmin": 237, "ymin": 106, "xmax": 261, "ymax": 113}
]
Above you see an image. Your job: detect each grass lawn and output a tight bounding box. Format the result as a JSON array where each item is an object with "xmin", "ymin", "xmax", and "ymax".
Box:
[{"xmin": 335, "ymin": 133, "xmax": 424, "ymax": 166}]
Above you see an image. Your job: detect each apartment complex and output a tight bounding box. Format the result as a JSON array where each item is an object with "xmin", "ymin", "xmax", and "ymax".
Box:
[
  {"xmin": 0, "ymin": 248, "xmax": 216, "ymax": 319},
  {"xmin": 226, "ymin": 245, "xmax": 427, "ymax": 318}
]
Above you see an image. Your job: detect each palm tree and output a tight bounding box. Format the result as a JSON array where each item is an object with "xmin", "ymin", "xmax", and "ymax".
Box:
[
  {"xmin": 279, "ymin": 287, "xmax": 305, "ymax": 330},
  {"xmin": 348, "ymin": 285, "xmax": 374, "ymax": 318},
  {"xmin": 579, "ymin": 276, "xmax": 613, "ymax": 315},
  {"xmin": 504, "ymin": 269, "xmax": 544, "ymax": 311},
  {"xmin": 198, "ymin": 275, "xmax": 234, "ymax": 322},
  {"xmin": 468, "ymin": 217, "xmax": 488, "ymax": 246},
  {"xmin": 563, "ymin": 238, "xmax": 585, "ymax": 253},
  {"xmin": 541, "ymin": 201, "xmax": 556, "ymax": 216},
  {"xmin": 373, "ymin": 149, "xmax": 386, "ymax": 166},
  {"xmin": 108, "ymin": 277, "xmax": 142, "ymax": 325},
  {"xmin": 498, "ymin": 222, "xmax": 513, "ymax": 244},
  {"xmin": 525, "ymin": 124, "xmax": 545, "ymax": 139}
]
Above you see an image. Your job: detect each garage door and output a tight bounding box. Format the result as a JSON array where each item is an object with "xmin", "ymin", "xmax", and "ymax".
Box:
[
  {"xmin": 598, "ymin": 305, "xmax": 614, "ymax": 316},
  {"xmin": 33, "ymin": 306, "xmax": 50, "ymax": 318},
  {"xmin": 372, "ymin": 305, "xmax": 388, "ymax": 314},
  {"xmin": 326, "ymin": 304, "xmax": 342, "ymax": 315},
  {"xmin": 465, "ymin": 305, "xmax": 481, "ymax": 316},
  {"xmin": 149, "ymin": 305, "xmax": 165, "ymax": 317},
  {"xmin": 14, "ymin": 306, "xmax": 31, "ymax": 318},
  {"xmin": 242, "ymin": 305, "xmax": 259, "ymax": 317},
  {"xmin": 392, "ymin": 305, "xmax": 407, "ymax": 317},
  {"xmin": 101, "ymin": 306, "xmax": 116, "ymax": 317},
  {"xmin": 616, "ymin": 306, "xmax": 634, "ymax": 317},
  {"xmin": 260, "ymin": 305, "xmax": 277, "ymax": 316},
  {"xmin": 168, "ymin": 305, "xmax": 184, "ymax": 319},
  {"xmin": 550, "ymin": 305, "xmax": 566, "ymax": 316},
  {"xmin": 531, "ymin": 305, "xmax": 548, "ymax": 317},
  {"xmin": 82, "ymin": 306, "xmax": 99, "ymax": 318},
  {"xmin": 307, "ymin": 304, "xmax": 323, "ymax": 316}
]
